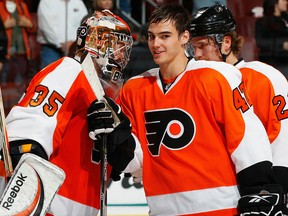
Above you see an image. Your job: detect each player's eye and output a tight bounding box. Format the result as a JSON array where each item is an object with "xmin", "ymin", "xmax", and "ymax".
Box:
[
  {"xmin": 148, "ymin": 34, "xmax": 155, "ymax": 40},
  {"xmin": 161, "ymin": 35, "xmax": 169, "ymax": 39},
  {"xmin": 193, "ymin": 42, "xmax": 209, "ymax": 49}
]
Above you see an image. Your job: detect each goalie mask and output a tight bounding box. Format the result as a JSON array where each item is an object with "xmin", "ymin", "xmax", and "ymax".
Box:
[{"xmin": 76, "ymin": 10, "xmax": 133, "ymax": 85}]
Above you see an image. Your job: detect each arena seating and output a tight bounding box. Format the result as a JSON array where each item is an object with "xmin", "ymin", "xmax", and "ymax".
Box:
[{"xmin": 227, "ymin": 0, "xmax": 263, "ymax": 61}]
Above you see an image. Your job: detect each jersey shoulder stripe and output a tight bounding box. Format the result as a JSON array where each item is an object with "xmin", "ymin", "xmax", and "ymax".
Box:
[{"xmin": 186, "ymin": 59, "xmax": 242, "ymax": 89}]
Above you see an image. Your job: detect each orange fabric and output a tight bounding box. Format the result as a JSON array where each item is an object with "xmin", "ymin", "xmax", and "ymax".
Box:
[
  {"xmin": 179, "ymin": 208, "xmax": 238, "ymax": 216},
  {"xmin": 240, "ymin": 67, "xmax": 280, "ymax": 143},
  {"xmin": 0, "ymin": 160, "xmax": 7, "ymax": 181},
  {"xmin": 120, "ymin": 68, "xmax": 239, "ymax": 197},
  {"xmin": 118, "ymin": 60, "xmax": 273, "ymax": 214},
  {"xmin": 7, "ymin": 57, "xmax": 112, "ymax": 213},
  {"xmin": 0, "ymin": 0, "xmax": 36, "ymax": 59}
]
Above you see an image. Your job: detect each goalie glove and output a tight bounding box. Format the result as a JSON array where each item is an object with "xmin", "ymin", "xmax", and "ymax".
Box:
[
  {"xmin": 238, "ymin": 184, "xmax": 287, "ymax": 216},
  {"xmin": 87, "ymin": 96, "xmax": 136, "ymax": 171},
  {"xmin": 87, "ymin": 98, "xmax": 115, "ymax": 140}
]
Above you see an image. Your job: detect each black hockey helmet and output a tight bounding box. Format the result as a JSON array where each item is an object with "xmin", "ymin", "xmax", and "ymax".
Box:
[{"xmin": 189, "ymin": 4, "xmax": 236, "ymax": 41}]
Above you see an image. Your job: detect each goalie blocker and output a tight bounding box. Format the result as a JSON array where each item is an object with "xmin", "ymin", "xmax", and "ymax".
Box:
[{"xmin": 0, "ymin": 153, "xmax": 65, "ymax": 215}]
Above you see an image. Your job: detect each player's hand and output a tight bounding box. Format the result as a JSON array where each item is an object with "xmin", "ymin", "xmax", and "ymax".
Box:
[
  {"xmin": 88, "ymin": 96, "xmax": 136, "ymax": 171},
  {"xmin": 238, "ymin": 184, "xmax": 286, "ymax": 216},
  {"xmin": 87, "ymin": 98, "xmax": 115, "ymax": 140},
  {"xmin": 87, "ymin": 96, "xmax": 132, "ymax": 155}
]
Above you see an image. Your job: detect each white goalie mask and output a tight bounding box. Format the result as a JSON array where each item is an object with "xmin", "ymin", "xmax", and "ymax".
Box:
[{"xmin": 76, "ymin": 10, "xmax": 133, "ymax": 85}]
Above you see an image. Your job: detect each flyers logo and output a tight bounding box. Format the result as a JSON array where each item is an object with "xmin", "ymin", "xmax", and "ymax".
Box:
[{"xmin": 144, "ymin": 108, "xmax": 195, "ymax": 156}]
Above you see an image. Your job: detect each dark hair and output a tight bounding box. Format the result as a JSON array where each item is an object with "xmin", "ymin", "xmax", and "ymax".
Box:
[
  {"xmin": 148, "ymin": 3, "xmax": 190, "ymax": 36},
  {"xmin": 225, "ymin": 32, "xmax": 244, "ymax": 55},
  {"xmin": 263, "ymin": 0, "xmax": 279, "ymax": 16}
]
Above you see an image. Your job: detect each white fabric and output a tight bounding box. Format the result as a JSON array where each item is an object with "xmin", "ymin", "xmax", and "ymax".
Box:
[
  {"xmin": 236, "ymin": 60, "xmax": 288, "ymax": 168},
  {"xmin": 49, "ymin": 194, "xmax": 99, "ymax": 216},
  {"xmin": 37, "ymin": 0, "xmax": 88, "ymax": 47},
  {"xmin": 147, "ymin": 185, "xmax": 240, "ymax": 216},
  {"xmin": 6, "ymin": 57, "xmax": 82, "ymax": 158},
  {"xmin": 6, "ymin": 1, "xmax": 16, "ymax": 13}
]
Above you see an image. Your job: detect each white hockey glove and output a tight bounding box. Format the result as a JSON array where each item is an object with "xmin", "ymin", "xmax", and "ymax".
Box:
[
  {"xmin": 87, "ymin": 96, "xmax": 136, "ymax": 172},
  {"xmin": 238, "ymin": 184, "xmax": 287, "ymax": 216}
]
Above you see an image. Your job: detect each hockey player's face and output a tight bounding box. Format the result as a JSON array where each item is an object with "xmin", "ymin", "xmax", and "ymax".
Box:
[
  {"xmin": 148, "ymin": 20, "xmax": 187, "ymax": 66},
  {"xmin": 190, "ymin": 36, "xmax": 222, "ymax": 61}
]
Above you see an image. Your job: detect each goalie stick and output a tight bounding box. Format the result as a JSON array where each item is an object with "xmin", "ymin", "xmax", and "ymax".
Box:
[
  {"xmin": 81, "ymin": 51, "xmax": 120, "ymax": 216},
  {"xmin": 0, "ymin": 87, "xmax": 13, "ymax": 178}
]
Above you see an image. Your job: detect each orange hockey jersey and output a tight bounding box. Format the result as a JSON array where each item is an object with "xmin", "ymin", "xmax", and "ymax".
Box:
[
  {"xmin": 6, "ymin": 57, "xmax": 110, "ymax": 215},
  {"xmin": 118, "ymin": 58, "xmax": 273, "ymax": 215},
  {"xmin": 236, "ymin": 59, "xmax": 288, "ymax": 190}
]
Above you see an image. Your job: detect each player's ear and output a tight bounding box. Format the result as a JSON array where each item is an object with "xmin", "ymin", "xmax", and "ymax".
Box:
[
  {"xmin": 221, "ymin": 35, "xmax": 232, "ymax": 55},
  {"xmin": 180, "ymin": 30, "xmax": 190, "ymax": 45}
]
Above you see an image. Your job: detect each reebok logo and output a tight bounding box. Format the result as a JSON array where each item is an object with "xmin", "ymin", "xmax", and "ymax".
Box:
[
  {"xmin": 2, "ymin": 173, "xmax": 27, "ymax": 210},
  {"xmin": 249, "ymin": 195, "xmax": 273, "ymax": 203}
]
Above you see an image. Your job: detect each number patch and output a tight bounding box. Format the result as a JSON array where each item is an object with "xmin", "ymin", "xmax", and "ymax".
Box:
[
  {"xmin": 273, "ymin": 95, "xmax": 288, "ymax": 121},
  {"xmin": 233, "ymin": 82, "xmax": 252, "ymax": 113},
  {"xmin": 29, "ymin": 84, "xmax": 65, "ymax": 117}
]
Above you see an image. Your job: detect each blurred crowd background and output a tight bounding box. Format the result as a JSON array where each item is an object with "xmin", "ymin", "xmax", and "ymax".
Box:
[{"xmin": 0, "ymin": 0, "xmax": 286, "ymax": 115}]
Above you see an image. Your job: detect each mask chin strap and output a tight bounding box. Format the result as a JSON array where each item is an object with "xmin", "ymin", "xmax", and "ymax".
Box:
[
  {"xmin": 217, "ymin": 41, "xmax": 232, "ymax": 62},
  {"xmin": 212, "ymin": 34, "xmax": 231, "ymax": 62}
]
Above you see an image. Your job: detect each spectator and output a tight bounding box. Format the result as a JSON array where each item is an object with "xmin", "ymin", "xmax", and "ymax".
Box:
[
  {"xmin": 96, "ymin": 0, "xmax": 114, "ymax": 11},
  {"xmin": 6, "ymin": 10, "xmax": 134, "ymax": 216},
  {"xmin": 37, "ymin": 0, "xmax": 88, "ymax": 69},
  {"xmin": 0, "ymin": 16, "xmax": 7, "ymax": 74},
  {"xmin": 0, "ymin": 0, "xmax": 36, "ymax": 85},
  {"xmin": 87, "ymin": 0, "xmax": 115, "ymax": 15},
  {"xmin": 255, "ymin": 0, "xmax": 288, "ymax": 78},
  {"xmin": 82, "ymin": 0, "xmax": 115, "ymax": 22}
]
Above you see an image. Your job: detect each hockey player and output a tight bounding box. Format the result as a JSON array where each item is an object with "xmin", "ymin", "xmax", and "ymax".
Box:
[
  {"xmin": 87, "ymin": 3, "xmax": 286, "ymax": 216},
  {"xmin": 4, "ymin": 10, "xmax": 136, "ymax": 216},
  {"xmin": 190, "ymin": 4, "xmax": 288, "ymax": 214}
]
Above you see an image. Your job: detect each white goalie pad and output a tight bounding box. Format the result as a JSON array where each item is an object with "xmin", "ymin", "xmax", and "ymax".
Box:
[{"xmin": 0, "ymin": 153, "xmax": 65, "ymax": 215}]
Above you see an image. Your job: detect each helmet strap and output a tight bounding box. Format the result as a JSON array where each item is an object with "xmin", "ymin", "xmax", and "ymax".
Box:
[
  {"xmin": 218, "ymin": 42, "xmax": 232, "ymax": 62},
  {"xmin": 221, "ymin": 49, "xmax": 232, "ymax": 62}
]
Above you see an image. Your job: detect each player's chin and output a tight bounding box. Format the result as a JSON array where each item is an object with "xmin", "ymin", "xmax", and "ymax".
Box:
[{"xmin": 152, "ymin": 57, "xmax": 163, "ymax": 65}]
